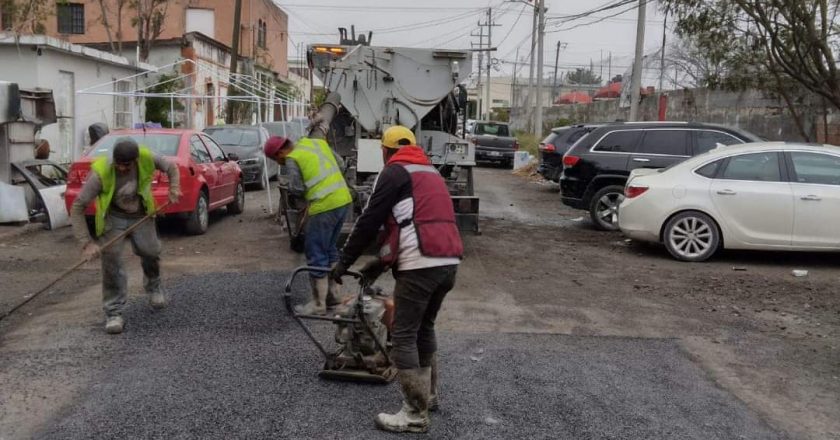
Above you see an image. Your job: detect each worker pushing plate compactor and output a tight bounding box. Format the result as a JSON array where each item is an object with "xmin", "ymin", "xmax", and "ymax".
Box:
[{"xmin": 278, "ymin": 29, "xmax": 475, "ymax": 382}]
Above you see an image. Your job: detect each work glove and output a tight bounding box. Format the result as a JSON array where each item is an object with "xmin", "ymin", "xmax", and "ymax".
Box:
[
  {"xmin": 330, "ymin": 261, "xmax": 349, "ymax": 285},
  {"xmin": 81, "ymin": 241, "xmax": 100, "ymax": 262},
  {"xmin": 359, "ymin": 260, "xmax": 385, "ymax": 286},
  {"xmin": 168, "ymin": 188, "xmax": 182, "ymax": 204}
]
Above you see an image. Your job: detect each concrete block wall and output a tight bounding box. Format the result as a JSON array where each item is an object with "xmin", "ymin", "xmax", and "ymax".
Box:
[{"xmin": 511, "ymin": 88, "xmax": 839, "ymax": 145}]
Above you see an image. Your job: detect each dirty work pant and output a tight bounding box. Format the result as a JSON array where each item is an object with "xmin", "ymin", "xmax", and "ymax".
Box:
[
  {"xmin": 391, "ymin": 265, "xmax": 458, "ymax": 369},
  {"xmin": 99, "ymin": 214, "xmax": 162, "ymax": 317},
  {"xmin": 304, "ymin": 205, "xmax": 348, "ymax": 278}
]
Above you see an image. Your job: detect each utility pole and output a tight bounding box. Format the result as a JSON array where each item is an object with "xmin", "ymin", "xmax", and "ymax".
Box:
[
  {"xmin": 659, "ymin": 9, "xmax": 668, "ymax": 93},
  {"xmin": 479, "ymin": 8, "xmax": 500, "ymax": 120},
  {"xmin": 629, "ymin": 0, "xmax": 646, "ymax": 122},
  {"xmin": 551, "ymin": 41, "xmax": 566, "ymax": 104},
  {"xmin": 512, "ymin": 47, "xmax": 519, "ymax": 111},
  {"xmin": 534, "ymin": 0, "xmax": 546, "ymax": 137},
  {"xmin": 600, "ymin": 50, "xmax": 604, "ymax": 85},
  {"xmin": 225, "ymin": 0, "xmax": 243, "ymax": 123},
  {"xmin": 525, "ymin": 3, "xmax": 537, "ymax": 132},
  {"xmin": 471, "ymin": 24, "xmax": 486, "ymax": 119},
  {"xmin": 608, "ymin": 51, "xmax": 612, "ymax": 82}
]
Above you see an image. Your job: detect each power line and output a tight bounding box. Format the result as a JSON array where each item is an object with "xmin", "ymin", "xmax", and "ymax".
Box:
[
  {"xmin": 495, "ymin": 3, "xmax": 528, "ymax": 49},
  {"xmin": 548, "ymin": 0, "xmax": 651, "ymax": 33},
  {"xmin": 275, "ymin": 3, "xmax": 489, "ymax": 12}
]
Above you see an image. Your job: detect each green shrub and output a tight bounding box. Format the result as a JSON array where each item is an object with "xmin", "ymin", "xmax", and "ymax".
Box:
[{"xmin": 514, "ymin": 131, "xmax": 540, "ymax": 156}]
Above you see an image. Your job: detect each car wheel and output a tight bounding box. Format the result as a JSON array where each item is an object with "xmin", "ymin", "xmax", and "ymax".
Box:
[
  {"xmin": 254, "ymin": 173, "xmax": 266, "ymax": 190},
  {"xmin": 663, "ymin": 211, "xmax": 721, "ymax": 262},
  {"xmin": 227, "ymin": 182, "xmax": 245, "ymax": 215},
  {"xmin": 185, "ymin": 191, "xmax": 209, "ymax": 235},
  {"xmin": 589, "ymin": 185, "xmax": 625, "ymax": 231}
]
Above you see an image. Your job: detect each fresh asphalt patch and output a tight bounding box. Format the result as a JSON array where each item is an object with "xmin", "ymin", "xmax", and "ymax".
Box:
[{"xmin": 34, "ymin": 272, "xmax": 787, "ymax": 439}]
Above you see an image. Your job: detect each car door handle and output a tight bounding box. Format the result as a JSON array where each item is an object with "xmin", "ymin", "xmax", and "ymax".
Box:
[
  {"xmin": 632, "ymin": 158, "xmax": 651, "ymax": 163},
  {"xmin": 716, "ymin": 189, "xmax": 737, "ymax": 195},
  {"xmin": 800, "ymin": 195, "xmax": 822, "ymax": 201}
]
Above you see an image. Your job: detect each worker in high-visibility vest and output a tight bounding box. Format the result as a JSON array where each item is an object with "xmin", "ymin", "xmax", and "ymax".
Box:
[
  {"xmin": 265, "ymin": 135, "xmax": 352, "ymax": 315},
  {"xmin": 70, "ymin": 138, "xmax": 181, "ymax": 334}
]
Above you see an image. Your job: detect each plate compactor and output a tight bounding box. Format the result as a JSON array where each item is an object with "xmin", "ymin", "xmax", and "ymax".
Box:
[{"xmin": 283, "ymin": 266, "xmax": 396, "ymax": 384}]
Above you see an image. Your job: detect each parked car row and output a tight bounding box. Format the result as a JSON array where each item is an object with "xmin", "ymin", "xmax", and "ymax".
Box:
[
  {"xmin": 64, "ymin": 119, "xmax": 310, "ymax": 236},
  {"xmin": 537, "ymin": 121, "xmax": 840, "ymax": 261}
]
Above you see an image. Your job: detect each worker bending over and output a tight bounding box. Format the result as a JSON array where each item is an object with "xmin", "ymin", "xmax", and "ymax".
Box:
[
  {"xmin": 71, "ymin": 138, "xmax": 180, "ymax": 334},
  {"xmin": 265, "ymin": 135, "xmax": 352, "ymax": 314},
  {"xmin": 331, "ymin": 125, "xmax": 462, "ymax": 433}
]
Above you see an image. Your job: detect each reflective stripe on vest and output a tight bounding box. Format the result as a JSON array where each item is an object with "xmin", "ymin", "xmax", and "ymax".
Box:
[
  {"xmin": 91, "ymin": 147, "xmax": 156, "ymax": 237},
  {"xmin": 402, "ymin": 164, "xmax": 439, "ymax": 175},
  {"xmin": 286, "ymin": 137, "xmax": 352, "ymax": 215},
  {"xmin": 295, "ymin": 138, "xmax": 338, "ymax": 188}
]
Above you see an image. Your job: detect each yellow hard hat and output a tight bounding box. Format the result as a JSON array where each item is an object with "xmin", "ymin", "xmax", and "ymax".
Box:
[{"xmin": 381, "ymin": 125, "xmax": 416, "ymax": 149}]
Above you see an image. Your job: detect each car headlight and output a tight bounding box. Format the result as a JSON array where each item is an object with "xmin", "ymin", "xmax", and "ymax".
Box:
[{"xmin": 240, "ymin": 158, "xmax": 260, "ymax": 165}]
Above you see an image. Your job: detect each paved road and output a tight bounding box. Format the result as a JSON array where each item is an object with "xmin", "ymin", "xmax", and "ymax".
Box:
[
  {"xmin": 31, "ymin": 272, "xmax": 785, "ymax": 440},
  {"xmin": 2, "ymin": 167, "xmax": 837, "ymax": 439}
]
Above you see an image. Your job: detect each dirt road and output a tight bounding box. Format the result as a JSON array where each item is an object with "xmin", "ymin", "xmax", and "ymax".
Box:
[{"xmin": 0, "ymin": 167, "xmax": 837, "ymax": 439}]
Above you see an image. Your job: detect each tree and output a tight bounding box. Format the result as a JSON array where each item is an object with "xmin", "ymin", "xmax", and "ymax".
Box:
[
  {"xmin": 132, "ymin": 0, "xmax": 171, "ymax": 62},
  {"xmin": 94, "ymin": 0, "xmax": 129, "ymax": 55},
  {"xmin": 145, "ymin": 73, "xmax": 184, "ymax": 128},
  {"xmin": 664, "ymin": 0, "xmax": 840, "ymax": 112},
  {"xmin": 662, "ymin": 35, "xmax": 726, "ymax": 89},
  {"xmin": 1, "ymin": 0, "xmax": 52, "ymax": 34},
  {"xmin": 566, "ymin": 68, "xmax": 602, "ymax": 85}
]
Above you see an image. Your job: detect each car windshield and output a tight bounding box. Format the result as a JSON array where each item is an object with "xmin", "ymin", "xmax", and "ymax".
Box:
[
  {"xmin": 86, "ymin": 134, "xmax": 180, "ymax": 157},
  {"xmin": 475, "ymin": 123, "xmax": 510, "ymax": 136},
  {"xmin": 204, "ymin": 128, "xmax": 261, "ymax": 147}
]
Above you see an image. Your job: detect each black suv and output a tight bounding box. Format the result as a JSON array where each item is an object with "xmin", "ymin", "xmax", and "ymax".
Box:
[
  {"xmin": 538, "ymin": 124, "xmax": 602, "ymax": 182},
  {"xmin": 560, "ymin": 122, "xmax": 762, "ymax": 230}
]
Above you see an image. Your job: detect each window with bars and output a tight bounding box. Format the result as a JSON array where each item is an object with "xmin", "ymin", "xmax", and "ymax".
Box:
[
  {"xmin": 57, "ymin": 3, "xmax": 84, "ymax": 34},
  {"xmin": 1, "ymin": 6, "xmax": 13, "ymax": 31},
  {"xmin": 113, "ymin": 80, "xmax": 131, "ymax": 129},
  {"xmin": 257, "ymin": 19, "xmax": 267, "ymax": 49}
]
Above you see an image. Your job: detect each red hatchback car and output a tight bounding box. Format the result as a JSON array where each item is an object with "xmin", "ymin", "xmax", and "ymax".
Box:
[{"xmin": 64, "ymin": 129, "xmax": 245, "ymax": 235}]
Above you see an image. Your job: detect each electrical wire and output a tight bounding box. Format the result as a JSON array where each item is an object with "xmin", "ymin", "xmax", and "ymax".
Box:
[
  {"xmin": 495, "ymin": 3, "xmax": 528, "ymax": 49},
  {"xmin": 548, "ymin": 1, "xmax": 651, "ymax": 33}
]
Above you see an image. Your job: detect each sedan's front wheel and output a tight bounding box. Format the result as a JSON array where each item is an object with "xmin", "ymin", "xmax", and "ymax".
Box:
[{"xmin": 663, "ymin": 211, "xmax": 720, "ymax": 262}]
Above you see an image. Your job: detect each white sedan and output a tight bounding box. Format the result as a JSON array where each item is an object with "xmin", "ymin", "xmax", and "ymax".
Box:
[{"xmin": 618, "ymin": 142, "xmax": 840, "ymax": 261}]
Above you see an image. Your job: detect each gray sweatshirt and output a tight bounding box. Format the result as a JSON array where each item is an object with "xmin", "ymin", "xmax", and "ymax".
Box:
[{"xmin": 71, "ymin": 155, "xmax": 179, "ymax": 244}]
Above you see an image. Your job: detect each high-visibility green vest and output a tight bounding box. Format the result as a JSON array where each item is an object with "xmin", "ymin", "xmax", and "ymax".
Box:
[
  {"xmin": 287, "ymin": 137, "xmax": 351, "ymax": 215},
  {"xmin": 90, "ymin": 147, "xmax": 156, "ymax": 237}
]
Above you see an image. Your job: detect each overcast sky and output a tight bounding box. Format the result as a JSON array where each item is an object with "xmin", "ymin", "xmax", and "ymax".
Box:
[{"xmin": 276, "ymin": 0, "xmax": 672, "ymax": 86}]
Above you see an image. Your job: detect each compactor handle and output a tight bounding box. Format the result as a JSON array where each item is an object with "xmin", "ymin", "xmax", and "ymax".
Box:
[{"xmin": 283, "ymin": 266, "xmax": 364, "ymax": 294}]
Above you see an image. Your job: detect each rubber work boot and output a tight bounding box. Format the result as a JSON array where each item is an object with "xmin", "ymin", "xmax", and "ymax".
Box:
[
  {"xmin": 295, "ymin": 276, "xmax": 327, "ymax": 315},
  {"xmin": 326, "ymin": 277, "xmax": 344, "ymax": 309},
  {"xmin": 374, "ymin": 368, "xmax": 431, "ymax": 433},
  {"xmin": 105, "ymin": 316, "xmax": 124, "ymax": 334},
  {"xmin": 150, "ymin": 291, "xmax": 166, "ymax": 310},
  {"xmin": 420, "ymin": 353, "xmax": 440, "ymax": 412}
]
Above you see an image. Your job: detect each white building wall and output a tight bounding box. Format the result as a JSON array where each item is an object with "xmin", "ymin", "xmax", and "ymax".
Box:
[{"xmin": 0, "ymin": 45, "xmax": 144, "ymax": 164}]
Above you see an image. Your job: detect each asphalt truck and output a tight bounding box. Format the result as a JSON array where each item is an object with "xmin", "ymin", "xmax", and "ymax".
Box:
[{"xmin": 277, "ymin": 28, "xmax": 479, "ymax": 249}]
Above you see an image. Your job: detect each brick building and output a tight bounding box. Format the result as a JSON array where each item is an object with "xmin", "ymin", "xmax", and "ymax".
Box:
[{"xmin": 18, "ymin": 0, "xmax": 289, "ymax": 80}]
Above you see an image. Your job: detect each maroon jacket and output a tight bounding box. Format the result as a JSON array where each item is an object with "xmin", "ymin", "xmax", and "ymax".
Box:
[{"xmin": 340, "ymin": 146, "xmax": 463, "ymax": 270}]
